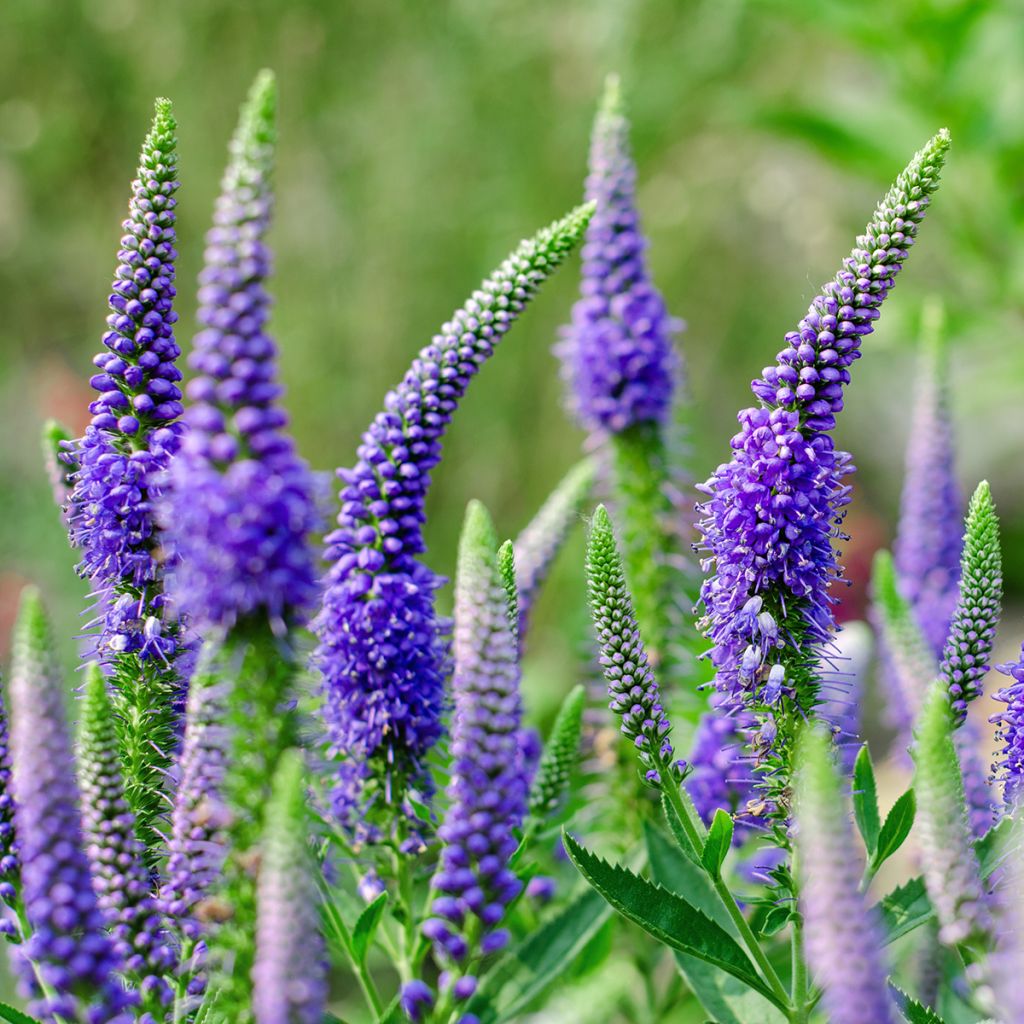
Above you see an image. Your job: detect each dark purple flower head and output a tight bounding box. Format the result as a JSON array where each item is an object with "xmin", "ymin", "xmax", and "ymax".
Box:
[
  {"xmin": 585, "ymin": 505, "xmax": 684, "ymax": 787},
  {"xmin": 696, "ymin": 131, "xmax": 949, "ymax": 784},
  {"xmin": 313, "ymin": 203, "xmax": 593, "ymax": 835},
  {"xmin": 0, "ymin": 681, "xmax": 19, "ymax": 934},
  {"xmin": 164, "ymin": 70, "xmax": 317, "ymax": 635},
  {"xmin": 423, "ymin": 502, "xmax": 528, "ymax": 1002},
  {"xmin": 252, "ymin": 751, "xmax": 327, "ymax": 1024},
  {"xmin": 938, "ymin": 481, "xmax": 1001, "ymax": 723},
  {"xmin": 8, "ymin": 589, "xmax": 135, "ymax": 1024},
  {"xmin": 557, "ymin": 75, "xmax": 678, "ymax": 434},
  {"xmin": 795, "ymin": 727, "xmax": 897, "ymax": 1024},
  {"xmin": 69, "ymin": 98, "xmax": 185, "ymax": 662},
  {"xmin": 77, "ymin": 665, "xmax": 174, "ymax": 1009},
  {"xmin": 992, "ymin": 642, "xmax": 1024, "ymax": 810},
  {"xmin": 893, "ymin": 313, "xmax": 962, "ymax": 655}
]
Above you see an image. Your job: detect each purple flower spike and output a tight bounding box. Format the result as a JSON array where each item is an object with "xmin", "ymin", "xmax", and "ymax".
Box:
[
  {"xmin": 585, "ymin": 505, "xmax": 684, "ymax": 787},
  {"xmin": 556, "ymin": 75, "xmax": 679, "ymax": 435},
  {"xmin": 252, "ymin": 751, "xmax": 327, "ymax": 1024},
  {"xmin": 992, "ymin": 643, "xmax": 1024, "ymax": 810},
  {"xmin": 0, "ymin": 682, "xmax": 20, "ymax": 938},
  {"xmin": 313, "ymin": 202, "xmax": 593, "ymax": 836},
  {"xmin": 77, "ymin": 664, "xmax": 175, "ymax": 1010},
  {"xmin": 8, "ymin": 589, "xmax": 135, "ymax": 1024},
  {"xmin": 423, "ymin": 502, "xmax": 529, "ymax": 1005},
  {"xmin": 686, "ymin": 702, "xmax": 756, "ymax": 830},
  {"xmin": 164, "ymin": 70, "xmax": 317, "ymax": 635},
  {"xmin": 696, "ymin": 131, "xmax": 949, "ymax": 799},
  {"xmin": 795, "ymin": 727, "xmax": 897, "ymax": 1024},
  {"xmin": 892, "ymin": 308, "xmax": 963, "ymax": 655}
]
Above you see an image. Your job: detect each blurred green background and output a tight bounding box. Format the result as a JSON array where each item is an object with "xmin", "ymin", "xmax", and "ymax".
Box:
[
  {"xmin": 4, "ymin": 0, "xmax": 1024, "ymax": 672},
  {"xmin": 2, "ymin": 0, "xmax": 1024, "ymax": 1017}
]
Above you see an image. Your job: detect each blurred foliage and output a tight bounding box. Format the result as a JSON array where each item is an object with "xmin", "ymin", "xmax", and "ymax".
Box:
[{"xmin": 2, "ymin": 0, "xmax": 1024, "ymax": 692}]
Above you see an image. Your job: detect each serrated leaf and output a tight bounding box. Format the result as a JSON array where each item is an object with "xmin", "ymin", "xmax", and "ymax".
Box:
[
  {"xmin": 853, "ymin": 744, "xmax": 881, "ymax": 856},
  {"xmin": 563, "ymin": 831, "xmax": 786, "ymax": 1012},
  {"xmin": 891, "ymin": 985, "xmax": 949, "ymax": 1024},
  {"xmin": 701, "ymin": 809, "xmax": 734, "ymax": 879},
  {"xmin": 878, "ymin": 876, "xmax": 934, "ymax": 944},
  {"xmin": 675, "ymin": 954, "xmax": 787, "ymax": 1024},
  {"xmin": 0, "ymin": 1005, "xmax": 43, "ymax": 1024},
  {"xmin": 469, "ymin": 884, "xmax": 612, "ymax": 1022},
  {"xmin": 351, "ymin": 890, "xmax": 389, "ymax": 964},
  {"xmin": 872, "ymin": 789, "xmax": 916, "ymax": 871},
  {"xmin": 644, "ymin": 819, "xmax": 736, "ymax": 937}
]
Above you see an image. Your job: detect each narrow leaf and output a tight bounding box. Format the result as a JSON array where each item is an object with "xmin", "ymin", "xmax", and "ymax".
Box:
[
  {"xmin": 563, "ymin": 831, "xmax": 786, "ymax": 1012},
  {"xmin": 644, "ymin": 820, "xmax": 737, "ymax": 937},
  {"xmin": 853, "ymin": 744, "xmax": 881, "ymax": 856},
  {"xmin": 0, "ymin": 1005, "xmax": 41, "ymax": 1024},
  {"xmin": 877, "ymin": 876, "xmax": 934, "ymax": 944},
  {"xmin": 701, "ymin": 809, "xmax": 734, "ymax": 879},
  {"xmin": 975, "ymin": 815, "xmax": 1013, "ymax": 878},
  {"xmin": 351, "ymin": 890, "xmax": 389, "ymax": 964},
  {"xmin": 675, "ymin": 954, "xmax": 787, "ymax": 1024},
  {"xmin": 871, "ymin": 789, "xmax": 916, "ymax": 871},
  {"xmin": 890, "ymin": 985, "xmax": 949, "ymax": 1024}
]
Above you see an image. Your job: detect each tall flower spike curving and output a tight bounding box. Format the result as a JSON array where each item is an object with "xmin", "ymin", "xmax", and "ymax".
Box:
[
  {"xmin": 252, "ymin": 751, "xmax": 327, "ymax": 1024},
  {"xmin": 913, "ymin": 683, "xmax": 992, "ymax": 947},
  {"xmin": 313, "ymin": 202, "xmax": 593, "ymax": 839},
  {"xmin": 164, "ymin": 69, "xmax": 317, "ymax": 636},
  {"xmin": 939, "ymin": 481, "xmax": 1001, "ymax": 724},
  {"xmin": 77, "ymin": 664, "xmax": 175, "ymax": 1013},
  {"xmin": 8, "ymin": 589, "xmax": 135, "ymax": 1024},
  {"xmin": 892, "ymin": 303, "xmax": 962, "ymax": 655},
  {"xmin": 557, "ymin": 75, "xmax": 684, "ymax": 671},
  {"xmin": 421, "ymin": 501, "xmax": 529, "ymax": 1013},
  {"xmin": 991, "ymin": 642, "xmax": 1024, "ymax": 810},
  {"xmin": 696, "ymin": 130, "xmax": 950, "ymax": 817},
  {"xmin": 794, "ymin": 727, "xmax": 897, "ymax": 1024},
  {"xmin": 67, "ymin": 97, "xmax": 187, "ymax": 858},
  {"xmin": 585, "ymin": 504, "xmax": 684, "ymax": 787}
]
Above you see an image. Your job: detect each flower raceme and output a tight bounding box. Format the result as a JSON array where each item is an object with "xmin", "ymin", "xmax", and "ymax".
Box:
[
  {"xmin": 696, "ymin": 129, "xmax": 950, "ymax": 798},
  {"xmin": 163, "ymin": 69, "xmax": 318, "ymax": 636},
  {"xmin": 313, "ymin": 202, "xmax": 593, "ymax": 837},
  {"xmin": 421, "ymin": 502, "xmax": 529, "ymax": 1014}
]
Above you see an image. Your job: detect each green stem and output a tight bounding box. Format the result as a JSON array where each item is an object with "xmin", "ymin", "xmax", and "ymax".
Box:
[
  {"xmin": 662, "ymin": 778, "xmax": 791, "ymax": 1011},
  {"xmin": 790, "ymin": 912, "xmax": 809, "ymax": 1024},
  {"xmin": 322, "ymin": 890, "xmax": 385, "ymax": 1017}
]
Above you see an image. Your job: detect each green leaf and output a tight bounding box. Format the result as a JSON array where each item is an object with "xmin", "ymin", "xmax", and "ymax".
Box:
[
  {"xmin": 675, "ymin": 954, "xmax": 787, "ymax": 1024},
  {"xmin": 470, "ymin": 884, "xmax": 613, "ymax": 1021},
  {"xmin": 877, "ymin": 876, "xmax": 934, "ymax": 944},
  {"xmin": 871, "ymin": 789, "xmax": 916, "ymax": 871},
  {"xmin": 644, "ymin": 819, "xmax": 737, "ymax": 937},
  {"xmin": 375, "ymin": 997, "xmax": 404, "ymax": 1024},
  {"xmin": 661, "ymin": 789, "xmax": 707, "ymax": 864},
  {"xmin": 756, "ymin": 904, "xmax": 794, "ymax": 938},
  {"xmin": 701, "ymin": 809, "xmax": 734, "ymax": 879},
  {"xmin": 0, "ymin": 1005, "xmax": 42, "ymax": 1024},
  {"xmin": 852, "ymin": 744, "xmax": 881, "ymax": 856},
  {"xmin": 891, "ymin": 985, "xmax": 949, "ymax": 1024},
  {"xmin": 351, "ymin": 890, "xmax": 389, "ymax": 964},
  {"xmin": 322, "ymin": 1015, "xmax": 351, "ymax": 1024},
  {"xmin": 975, "ymin": 815, "xmax": 1012, "ymax": 878},
  {"xmin": 563, "ymin": 831, "xmax": 787, "ymax": 1012}
]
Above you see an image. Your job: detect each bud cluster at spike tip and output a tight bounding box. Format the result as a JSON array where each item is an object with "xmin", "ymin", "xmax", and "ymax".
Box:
[
  {"xmin": 696, "ymin": 130, "xmax": 950, "ymax": 751},
  {"xmin": 556, "ymin": 75, "xmax": 678, "ymax": 434},
  {"xmin": 312, "ymin": 202, "xmax": 593, "ymax": 834},
  {"xmin": 893, "ymin": 314, "xmax": 963, "ymax": 655},
  {"xmin": 939, "ymin": 481, "xmax": 1002, "ymax": 723},
  {"xmin": 585, "ymin": 505, "xmax": 684, "ymax": 786},
  {"xmin": 164, "ymin": 70, "xmax": 318, "ymax": 634},
  {"xmin": 76, "ymin": 665, "xmax": 175, "ymax": 1006},
  {"xmin": 68, "ymin": 98, "xmax": 186, "ymax": 663},
  {"xmin": 8, "ymin": 591, "xmax": 135, "ymax": 1024},
  {"xmin": 252, "ymin": 751, "xmax": 327, "ymax": 1024},
  {"xmin": 794, "ymin": 728, "xmax": 897, "ymax": 1024},
  {"xmin": 914, "ymin": 684, "xmax": 993, "ymax": 947},
  {"xmin": 421, "ymin": 503, "xmax": 528, "ymax": 1003}
]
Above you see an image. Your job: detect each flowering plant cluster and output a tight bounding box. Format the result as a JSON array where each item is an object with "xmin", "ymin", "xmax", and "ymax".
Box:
[{"xmin": 3, "ymin": 67, "xmax": 1023, "ymax": 1024}]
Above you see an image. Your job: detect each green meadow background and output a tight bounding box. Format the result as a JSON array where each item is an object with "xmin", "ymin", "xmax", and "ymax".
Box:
[{"xmin": 1, "ymin": 0, "xmax": 1023, "ymax": 1017}]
